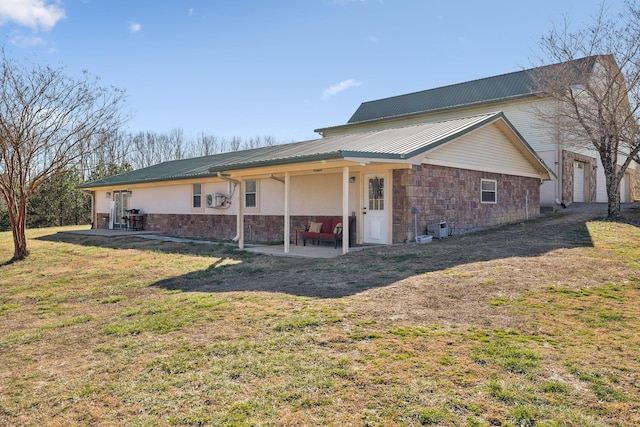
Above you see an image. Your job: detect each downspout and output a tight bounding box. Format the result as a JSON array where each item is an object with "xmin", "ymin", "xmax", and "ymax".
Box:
[
  {"xmin": 270, "ymin": 174, "xmax": 285, "ymax": 184},
  {"xmin": 217, "ymin": 172, "xmax": 242, "ymax": 242},
  {"xmin": 556, "ymin": 100, "xmax": 563, "ymax": 206}
]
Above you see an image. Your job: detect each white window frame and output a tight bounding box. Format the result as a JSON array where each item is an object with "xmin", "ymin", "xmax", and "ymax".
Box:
[
  {"xmin": 192, "ymin": 183, "xmax": 204, "ymax": 211},
  {"xmin": 244, "ymin": 179, "xmax": 258, "ymax": 210},
  {"xmin": 481, "ymin": 179, "xmax": 497, "ymax": 204}
]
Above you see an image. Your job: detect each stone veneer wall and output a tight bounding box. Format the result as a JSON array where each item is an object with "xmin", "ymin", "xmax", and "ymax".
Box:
[
  {"xmin": 95, "ymin": 213, "xmax": 110, "ymax": 229},
  {"xmin": 392, "ymin": 164, "xmax": 541, "ymax": 243},
  {"xmin": 94, "ymin": 212, "xmax": 334, "ymax": 243},
  {"xmin": 562, "ymin": 150, "xmax": 597, "ymax": 203}
]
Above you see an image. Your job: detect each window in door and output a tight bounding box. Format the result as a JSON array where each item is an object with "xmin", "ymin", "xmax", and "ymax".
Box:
[{"xmin": 368, "ymin": 176, "xmax": 384, "ymax": 210}]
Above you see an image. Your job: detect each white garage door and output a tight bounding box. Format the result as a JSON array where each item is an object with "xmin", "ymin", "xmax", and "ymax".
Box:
[
  {"xmin": 621, "ymin": 173, "xmax": 630, "ymax": 203},
  {"xmin": 573, "ymin": 162, "xmax": 585, "ymax": 202},
  {"xmin": 596, "ymin": 158, "xmax": 607, "ymax": 202}
]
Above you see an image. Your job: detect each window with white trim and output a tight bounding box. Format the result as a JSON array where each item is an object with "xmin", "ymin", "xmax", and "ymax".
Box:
[
  {"xmin": 481, "ymin": 179, "xmax": 497, "ymax": 203},
  {"xmin": 192, "ymin": 183, "xmax": 202, "ymax": 209},
  {"xmin": 245, "ymin": 179, "xmax": 257, "ymax": 208}
]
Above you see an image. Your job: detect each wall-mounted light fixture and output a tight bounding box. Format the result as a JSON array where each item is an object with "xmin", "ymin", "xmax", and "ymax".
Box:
[
  {"xmin": 126, "ymin": 190, "xmax": 133, "ymax": 196},
  {"xmin": 349, "ymin": 176, "xmax": 356, "ymax": 183},
  {"xmin": 106, "ymin": 192, "xmax": 111, "ymax": 198}
]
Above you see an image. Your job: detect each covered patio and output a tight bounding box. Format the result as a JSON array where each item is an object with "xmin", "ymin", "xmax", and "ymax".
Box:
[{"xmin": 56, "ymin": 227, "xmax": 376, "ymax": 258}]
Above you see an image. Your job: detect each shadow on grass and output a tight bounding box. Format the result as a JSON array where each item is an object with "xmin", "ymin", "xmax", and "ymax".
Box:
[{"xmin": 34, "ymin": 209, "xmax": 631, "ymax": 298}]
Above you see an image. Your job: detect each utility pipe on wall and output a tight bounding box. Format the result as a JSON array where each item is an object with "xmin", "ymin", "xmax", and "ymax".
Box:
[{"xmin": 217, "ymin": 172, "xmax": 243, "ymax": 245}]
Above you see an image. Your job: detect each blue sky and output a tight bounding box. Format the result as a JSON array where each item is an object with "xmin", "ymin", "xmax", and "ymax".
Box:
[{"xmin": 0, "ymin": 0, "xmax": 623, "ymax": 143}]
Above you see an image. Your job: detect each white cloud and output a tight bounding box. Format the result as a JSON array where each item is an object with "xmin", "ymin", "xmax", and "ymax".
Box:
[
  {"xmin": 9, "ymin": 30, "xmax": 56, "ymax": 52},
  {"xmin": 322, "ymin": 79, "xmax": 363, "ymax": 99},
  {"xmin": 129, "ymin": 21, "xmax": 142, "ymax": 33},
  {"xmin": 10, "ymin": 32, "xmax": 45, "ymax": 47},
  {"xmin": 0, "ymin": 0, "xmax": 65, "ymax": 31}
]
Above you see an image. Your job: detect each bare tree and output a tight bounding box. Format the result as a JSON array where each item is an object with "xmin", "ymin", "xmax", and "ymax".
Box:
[
  {"xmin": 0, "ymin": 51, "xmax": 126, "ymax": 260},
  {"xmin": 263, "ymin": 135, "xmax": 276, "ymax": 147},
  {"xmin": 169, "ymin": 128, "xmax": 185, "ymax": 160},
  {"xmin": 81, "ymin": 129, "xmax": 130, "ymax": 180},
  {"xmin": 229, "ymin": 136, "xmax": 242, "ymax": 151},
  {"xmin": 196, "ymin": 132, "xmax": 219, "ymax": 156},
  {"xmin": 131, "ymin": 131, "xmax": 156, "ymax": 169},
  {"xmin": 532, "ymin": 0, "xmax": 640, "ymax": 218}
]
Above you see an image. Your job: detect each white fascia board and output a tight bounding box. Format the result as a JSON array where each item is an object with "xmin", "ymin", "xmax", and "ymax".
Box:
[{"xmin": 343, "ymin": 156, "xmax": 412, "ymax": 167}]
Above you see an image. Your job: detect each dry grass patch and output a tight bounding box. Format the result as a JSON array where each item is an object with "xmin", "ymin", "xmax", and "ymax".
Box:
[{"xmin": 1, "ymin": 209, "xmax": 639, "ymax": 426}]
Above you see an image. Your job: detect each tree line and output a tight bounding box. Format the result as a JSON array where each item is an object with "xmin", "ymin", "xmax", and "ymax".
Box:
[
  {"xmin": 85, "ymin": 129, "xmax": 284, "ymax": 172},
  {"xmin": 0, "ymin": 129, "xmax": 287, "ymax": 233}
]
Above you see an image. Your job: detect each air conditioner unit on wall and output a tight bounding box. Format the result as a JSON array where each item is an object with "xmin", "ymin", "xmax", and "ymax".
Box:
[{"xmin": 206, "ymin": 193, "xmax": 226, "ymax": 208}]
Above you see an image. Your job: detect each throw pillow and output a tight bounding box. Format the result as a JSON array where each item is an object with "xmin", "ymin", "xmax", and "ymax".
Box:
[
  {"xmin": 333, "ymin": 223, "xmax": 342, "ymax": 234},
  {"xmin": 309, "ymin": 222, "xmax": 322, "ymax": 233}
]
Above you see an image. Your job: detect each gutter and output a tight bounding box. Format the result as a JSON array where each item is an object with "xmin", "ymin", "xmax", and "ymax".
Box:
[{"xmin": 217, "ymin": 172, "xmax": 242, "ymax": 242}]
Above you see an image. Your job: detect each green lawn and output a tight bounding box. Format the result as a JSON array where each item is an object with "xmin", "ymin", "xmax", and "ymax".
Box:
[{"xmin": 0, "ymin": 210, "xmax": 639, "ymax": 426}]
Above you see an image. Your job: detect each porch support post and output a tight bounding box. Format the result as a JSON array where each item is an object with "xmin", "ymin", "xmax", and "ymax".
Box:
[
  {"xmin": 342, "ymin": 166, "xmax": 350, "ymax": 255},
  {"xmin": 284, "ymin": 171, "xmax": 290, "ymax": 254},
  {"xmin": 237, "ymin": 178, "xmax": 244, "ymax": 250}
]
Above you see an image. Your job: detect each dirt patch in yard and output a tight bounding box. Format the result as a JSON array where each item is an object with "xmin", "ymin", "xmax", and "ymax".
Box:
[{"xmin": 47, "ymin": 205, "xmax": 640, "ymax": 333}]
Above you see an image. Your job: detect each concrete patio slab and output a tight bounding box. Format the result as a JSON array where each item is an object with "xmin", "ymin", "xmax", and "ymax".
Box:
[
  {"xmin": 243, "ymin": 244, "xmax": 371, "ymax": 258},
  {"xmin": 57, "ymin": 228, "xmax": 372, "ymax": 258}
]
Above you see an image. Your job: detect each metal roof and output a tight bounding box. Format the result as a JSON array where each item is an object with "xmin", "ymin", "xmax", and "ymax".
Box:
[
  {"xmin": 340, "ymin": 56, "xmax": 602, "ymax": 125},
  {"xmin": 81, "ymin": 111, "xmax": 549, "ymax": 188}
]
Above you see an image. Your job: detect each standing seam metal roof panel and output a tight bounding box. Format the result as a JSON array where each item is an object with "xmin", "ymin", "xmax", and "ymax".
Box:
[
  {"xmin": 347, "ymin": 71, "xmax": 538, "ymax": 123},
  {"xmin": 79, "ymin": 113, "xmax": 512, "ymax": 187},
  {"xmin": 346, "ymin": 56, "xmax": 602, "ymax": 124}
]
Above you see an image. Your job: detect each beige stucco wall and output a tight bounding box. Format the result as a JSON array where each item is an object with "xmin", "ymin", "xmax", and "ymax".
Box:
[
  {"xmin": 290, "ymin": 174, "xmax": 342, "ymax": 215},
  {"xmin": 93, "ymin": 172, "xmax": 362, "ymax": 219}
]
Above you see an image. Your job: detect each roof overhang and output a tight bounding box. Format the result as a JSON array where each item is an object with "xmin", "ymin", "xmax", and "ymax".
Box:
[{"xmin": 79, "ymin": 111, "xmax": 553, "ymax": 190}]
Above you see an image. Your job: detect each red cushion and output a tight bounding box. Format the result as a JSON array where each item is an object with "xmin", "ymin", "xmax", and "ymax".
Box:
[
  {"xmin": 312, "ymin": 217, "xmax": 343, "ymax": 235},
  {"xmin": 319, "ymin": 217, "xmax": 333, "ymax": 234}
]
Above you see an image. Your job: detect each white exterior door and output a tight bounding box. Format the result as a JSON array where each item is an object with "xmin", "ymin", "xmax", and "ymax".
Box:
[
  {"xmin": 112, "ymin": 190, "xmax": 129, "ymax": 229},
  {"xmin": 363, "ymin": 174, "xmax": 388, "ymax": 244},
  {"xmin": 573, "ymin": 162, "xmax": 585, "ymax": 202}
]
